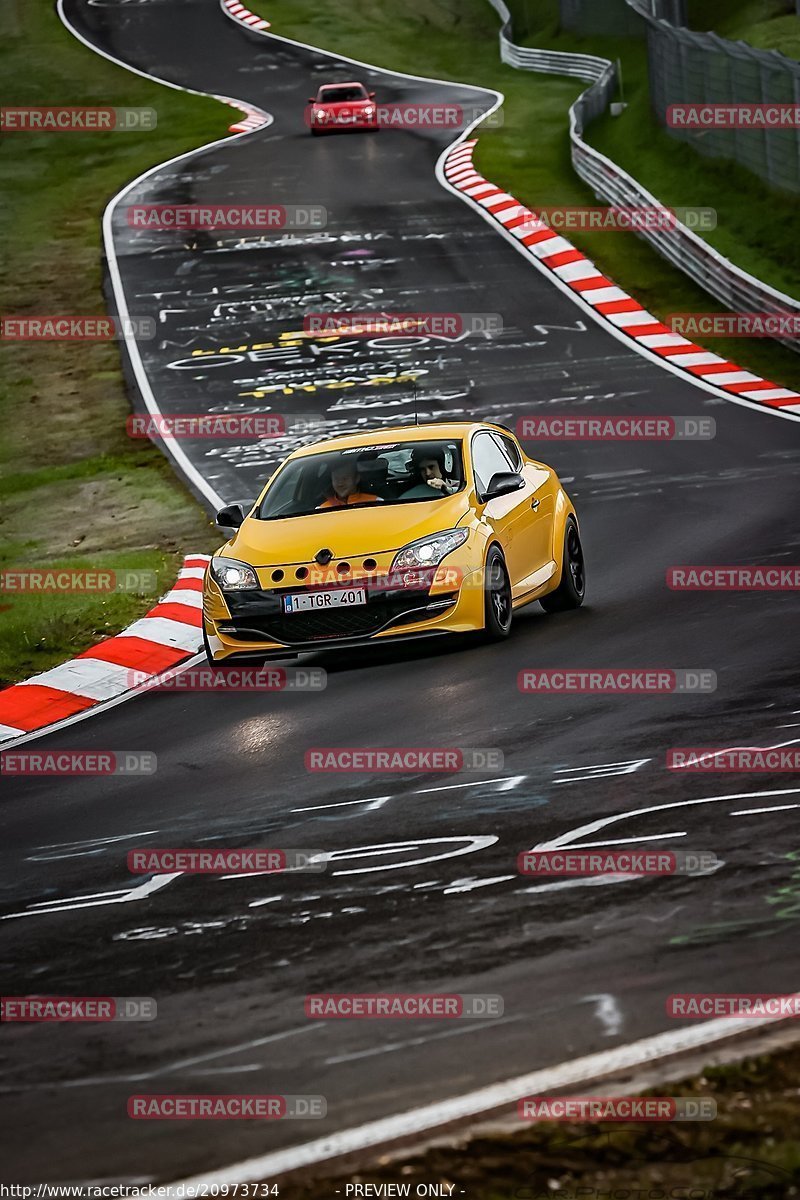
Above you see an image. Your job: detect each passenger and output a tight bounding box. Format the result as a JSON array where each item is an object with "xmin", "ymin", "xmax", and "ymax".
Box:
[
  {"xmin": 400, "ymin": 448, "xmax": 457, "ymax": 500},
  {"xmin": 317, "ymin": 458, "xmax": 383, "ymax": 509}
]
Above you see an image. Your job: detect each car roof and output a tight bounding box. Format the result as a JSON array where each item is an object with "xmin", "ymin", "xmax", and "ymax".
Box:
[
  {"xmin": 289, "ymin": 423, "xmax": 509, "ymax": 459},
  {"xmin": 318, "ymin": 81, "xmax": 365, "ymax": 90}
]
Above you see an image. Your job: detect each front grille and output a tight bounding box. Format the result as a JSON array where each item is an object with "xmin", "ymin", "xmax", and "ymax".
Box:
[
  {"xmin": 221, "ymin": 589, "xmax": 456, "ymax": 646},
  {"xmin": 241, "ymin": 606, "xmax": 387, "ymax": 643}
]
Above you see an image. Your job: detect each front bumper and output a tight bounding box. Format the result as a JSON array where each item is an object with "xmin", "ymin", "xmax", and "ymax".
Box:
[
  {"xmin": 203, "ymin": 563, "xmax": 485, "ymax": 661},
  {"xmin": 313, "ymin": 115, "xmax": 379, "ymax": 132}
]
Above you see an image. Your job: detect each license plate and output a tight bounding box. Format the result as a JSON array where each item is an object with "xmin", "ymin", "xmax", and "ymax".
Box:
[{"xmin": 283, "ymin": 587, "xmax": 367, "ymax": 614}]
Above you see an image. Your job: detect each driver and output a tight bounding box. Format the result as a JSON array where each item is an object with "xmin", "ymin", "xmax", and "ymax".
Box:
[
  {"xmin": 400, "ymin": 447, "xmax": 457, "ymax": 500},
  {"xmin": 317, "ymin": 457, "xmax": 383, "ymax": 509}
]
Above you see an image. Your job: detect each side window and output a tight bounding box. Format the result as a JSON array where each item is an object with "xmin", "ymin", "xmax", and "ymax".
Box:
[
  {"xmin": 472, "ymin": 434, "xmax": 514, "ymax": 496},
  {"xmin": 497, "ymin": 433, "xmax": 522, "ymax": 471}
]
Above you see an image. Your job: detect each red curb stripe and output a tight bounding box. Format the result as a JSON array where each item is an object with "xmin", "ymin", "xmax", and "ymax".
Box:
[
  {"xmin": 0, "ymin": 685, "xmax": 96, "ymax": 731},
  {"xmin": 78, "ymin": 637, "xmax": 190, "ymax": 673},
  {"xmin": 685, "ymin": 362, "xmax": 738, "ymax": 376},
  {"xmin": 763, "ymin": 395, "xmax": 800, "ymax": 407},
  {"xmin": 655, "ymin": 342, "xmax": 709, "ymax": 357},
  {"xmin": 723, "ymin": 379, "xmax": 781, "ymax": 394},
  {"xmin": 522, "ymin": 230, "xmax": 558, "ymax": 247},
  {"xmin": 171, "ymin": 578, "xmax": 204, "ymax": 592},
  {"xmin": 624, "ymin": 322, "xmax": 674, "ymax": 338},
  {"xmin": 541, "ymin": 248, "xmax": 585, "ymax": 268},
  {"xmin": 503, "ymin": 213, "xmax": 537, "ymax": 230},
  {"xmin": 595, "ymin": 299, "xmax": 643, "ymax": 315},
  {"xmin": 146, "ymin": 602, "xmax": 204, "ymax": 627},
  {"xmin": 572, "ymin": 275, "xmax": 614, "ymax": 293}
]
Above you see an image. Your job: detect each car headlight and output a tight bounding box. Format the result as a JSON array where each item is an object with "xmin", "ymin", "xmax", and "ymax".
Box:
[
  {"xmin": 210, "ymin": 556, "xmax": 259, "ymax": 591},
  {"xmin": 364, "ymin": 106, "xmax": 375, "ymax": 116},
  {"xmin": 390, "ymin": 528, "xmax": 469, "ymax": 572},
  {"xmin": 314, "ymin": 109, "xmax": 327, "ymax": 122}
]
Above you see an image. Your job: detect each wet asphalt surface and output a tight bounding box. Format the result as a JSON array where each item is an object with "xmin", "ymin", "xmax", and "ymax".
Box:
[{"xmin": 1, "ymin": 0, "xmax": 799, "ymax": 1185}]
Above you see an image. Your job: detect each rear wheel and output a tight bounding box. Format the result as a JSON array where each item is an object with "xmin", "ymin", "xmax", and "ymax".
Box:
[
  {"xmin": 540, "ymin": 518, "xmax": 585, "ymax": 613},
  {"xmin": 483, "ymin": 547, "xmax": 513, "ymax": 640}
]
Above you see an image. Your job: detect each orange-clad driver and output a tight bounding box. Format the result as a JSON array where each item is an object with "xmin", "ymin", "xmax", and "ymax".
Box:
[{"xmin": 317, "ymin": 458, "xmax": 384, "ymax": 509}]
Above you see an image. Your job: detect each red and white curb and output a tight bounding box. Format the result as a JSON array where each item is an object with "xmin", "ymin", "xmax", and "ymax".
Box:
[
  {"xmin": 221, "ymin": 0, "xmax": 270, "ymax": 33},
  {"xmin": 217, "ymin": 4, "xmax": 272, "ymax": 129},
  {"xmin": 221, "ymin": 96, "xmax": 270, "ymax": 134},
  {"xmin": 443, "ymin": 141, "xmax": 800, "ymax": 416},
  {"xmin": 0, "ymin": 556, "xmax": 209, "ymax": 745}
]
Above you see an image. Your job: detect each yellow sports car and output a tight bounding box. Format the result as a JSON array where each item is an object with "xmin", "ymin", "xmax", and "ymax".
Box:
[{"xmin": 203, "ymin": 422, "xmax": 584, "ymax": 662}]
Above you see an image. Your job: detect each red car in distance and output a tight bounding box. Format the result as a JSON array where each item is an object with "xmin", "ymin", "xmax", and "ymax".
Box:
[{"xmin": 307, "ymin": 82, "xmax": 379, "ymax": 135}]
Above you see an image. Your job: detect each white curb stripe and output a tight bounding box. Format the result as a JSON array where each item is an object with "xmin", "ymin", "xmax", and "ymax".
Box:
[
  {"xmin": 118, "ymin": 617, "xmax": 202, "ymax": 652},
  {"xmin": 0, "ymin": 723, "xmax": 26, "ymax": 740},
  {"xmin": 606, "ymin": 310, "xmax": 655, "ymax": 328},
  {"xmin": 159, "ymin": 588, "xmax": 204, "ymax": 610},
  {"xmin": 554, "ymin": 260, "xmax": 603, "ymax": 283},
  {"xmin": 16, "ymin": 658, "xmax": 135, "ymax": 703},
  {"xmin": 741, "ymin": 387, "xmax": 797, "ymax": 401},
  {"xmin": 699, "ymin": 370, "xmax": 762, "ymax": 386}
]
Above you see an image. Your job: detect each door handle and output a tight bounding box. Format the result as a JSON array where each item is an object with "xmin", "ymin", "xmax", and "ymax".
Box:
[{"xmin": 530, "ymin": 497, "xmax": 540, "ymax": 511}]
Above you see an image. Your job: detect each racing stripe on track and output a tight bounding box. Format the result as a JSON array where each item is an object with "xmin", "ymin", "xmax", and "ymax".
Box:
[
  {"xmin": 442, "ymin": 141, "xmax": 800, "ymax": 417},
  {"xmin": 0, "ymin": 555, "xmax": 210, "ymax": 745}
]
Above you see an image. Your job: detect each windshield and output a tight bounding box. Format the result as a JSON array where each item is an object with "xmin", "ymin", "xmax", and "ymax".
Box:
[
  {"xmin": 256, "ymin": 440, "xmax": 466, "ymax": 520},
  {"xmin": 318, "ymin": 86, "xmax": 368, "ymax": 103}
]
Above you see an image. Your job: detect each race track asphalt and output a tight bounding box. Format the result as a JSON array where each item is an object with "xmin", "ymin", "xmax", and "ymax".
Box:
[{"xmin": 1, "ymin": 0, "xmax": 799, "ymax": 1183}]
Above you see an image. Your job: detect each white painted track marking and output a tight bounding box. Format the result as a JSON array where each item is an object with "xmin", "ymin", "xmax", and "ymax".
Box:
[{"xmin": 173, "ymin": 1002, "xmax": 800, "ymax": 1184}]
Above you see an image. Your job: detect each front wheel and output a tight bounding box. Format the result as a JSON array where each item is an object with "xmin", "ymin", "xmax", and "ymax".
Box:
[
  {"xmin": 540, "ymin": 517, "xmax": 585, "ymax": 613},
  {"xmin": 483, "ymin": 547, "xmax": 513, "ymax": 640}
]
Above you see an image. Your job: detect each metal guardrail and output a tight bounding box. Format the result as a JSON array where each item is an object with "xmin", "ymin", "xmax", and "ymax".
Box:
[{"xmin": 482, "ymin": 0, "xmax": 799, "ymax": 351}]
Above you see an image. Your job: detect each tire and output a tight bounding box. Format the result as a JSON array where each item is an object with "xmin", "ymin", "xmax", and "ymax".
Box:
[
  {"xmin": 483, "ymin": 547, "xmax": 513, "ymax": 640},
  {"xmin": 540, "ymin": 517, "xmax": 585, "ymax": 613}
]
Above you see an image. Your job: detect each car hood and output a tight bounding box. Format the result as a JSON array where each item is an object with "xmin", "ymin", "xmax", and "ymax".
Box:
[{"xmin": 224, "ymin": 494, "xmax": 472, "ymax": 565}]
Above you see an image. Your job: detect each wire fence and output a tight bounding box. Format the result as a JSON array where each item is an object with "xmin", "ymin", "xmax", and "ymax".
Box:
[
  {"xmin": 559, "ymin": 0, "xmax": 644, "ymax": 38},
  {"xmin": 563, "ymin": 0, "xmax": 800, "ymax": 195},
  {"xmin": 480, "ymin": 0, "xmax": 799, "ymax": 350},
  {"xmin": 641, "ymin": 17, "xmax": 800, "ymax": 194}
]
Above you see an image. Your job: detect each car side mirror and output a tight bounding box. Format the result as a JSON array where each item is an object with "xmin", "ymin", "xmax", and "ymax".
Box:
[
  {"xmin": 215, "ymin": 504, "xmax": 245, "ymax": 531},
  {"xmin": 308, "ymin": 97, "xmax": 315, "ymax": 103},
  {"xmin": 480, "ymin": 472, "xmax": 524, "ymax": 502},
  {"xmin": 369, "ymin": 92, "xmax": 376, "ymax": 99}
]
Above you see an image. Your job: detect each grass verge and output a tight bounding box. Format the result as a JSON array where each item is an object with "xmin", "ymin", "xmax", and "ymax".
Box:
[
  {"xmin": 687, "ymin": 0, "xmax": 800, "ymax": 59},
  {"xmin": 0, "ymin": 0, "xmax": 225, "ymax": 686},
  {"xmin": 251, "ymin": 0, "xmax": 800, "ymax": 394}
]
